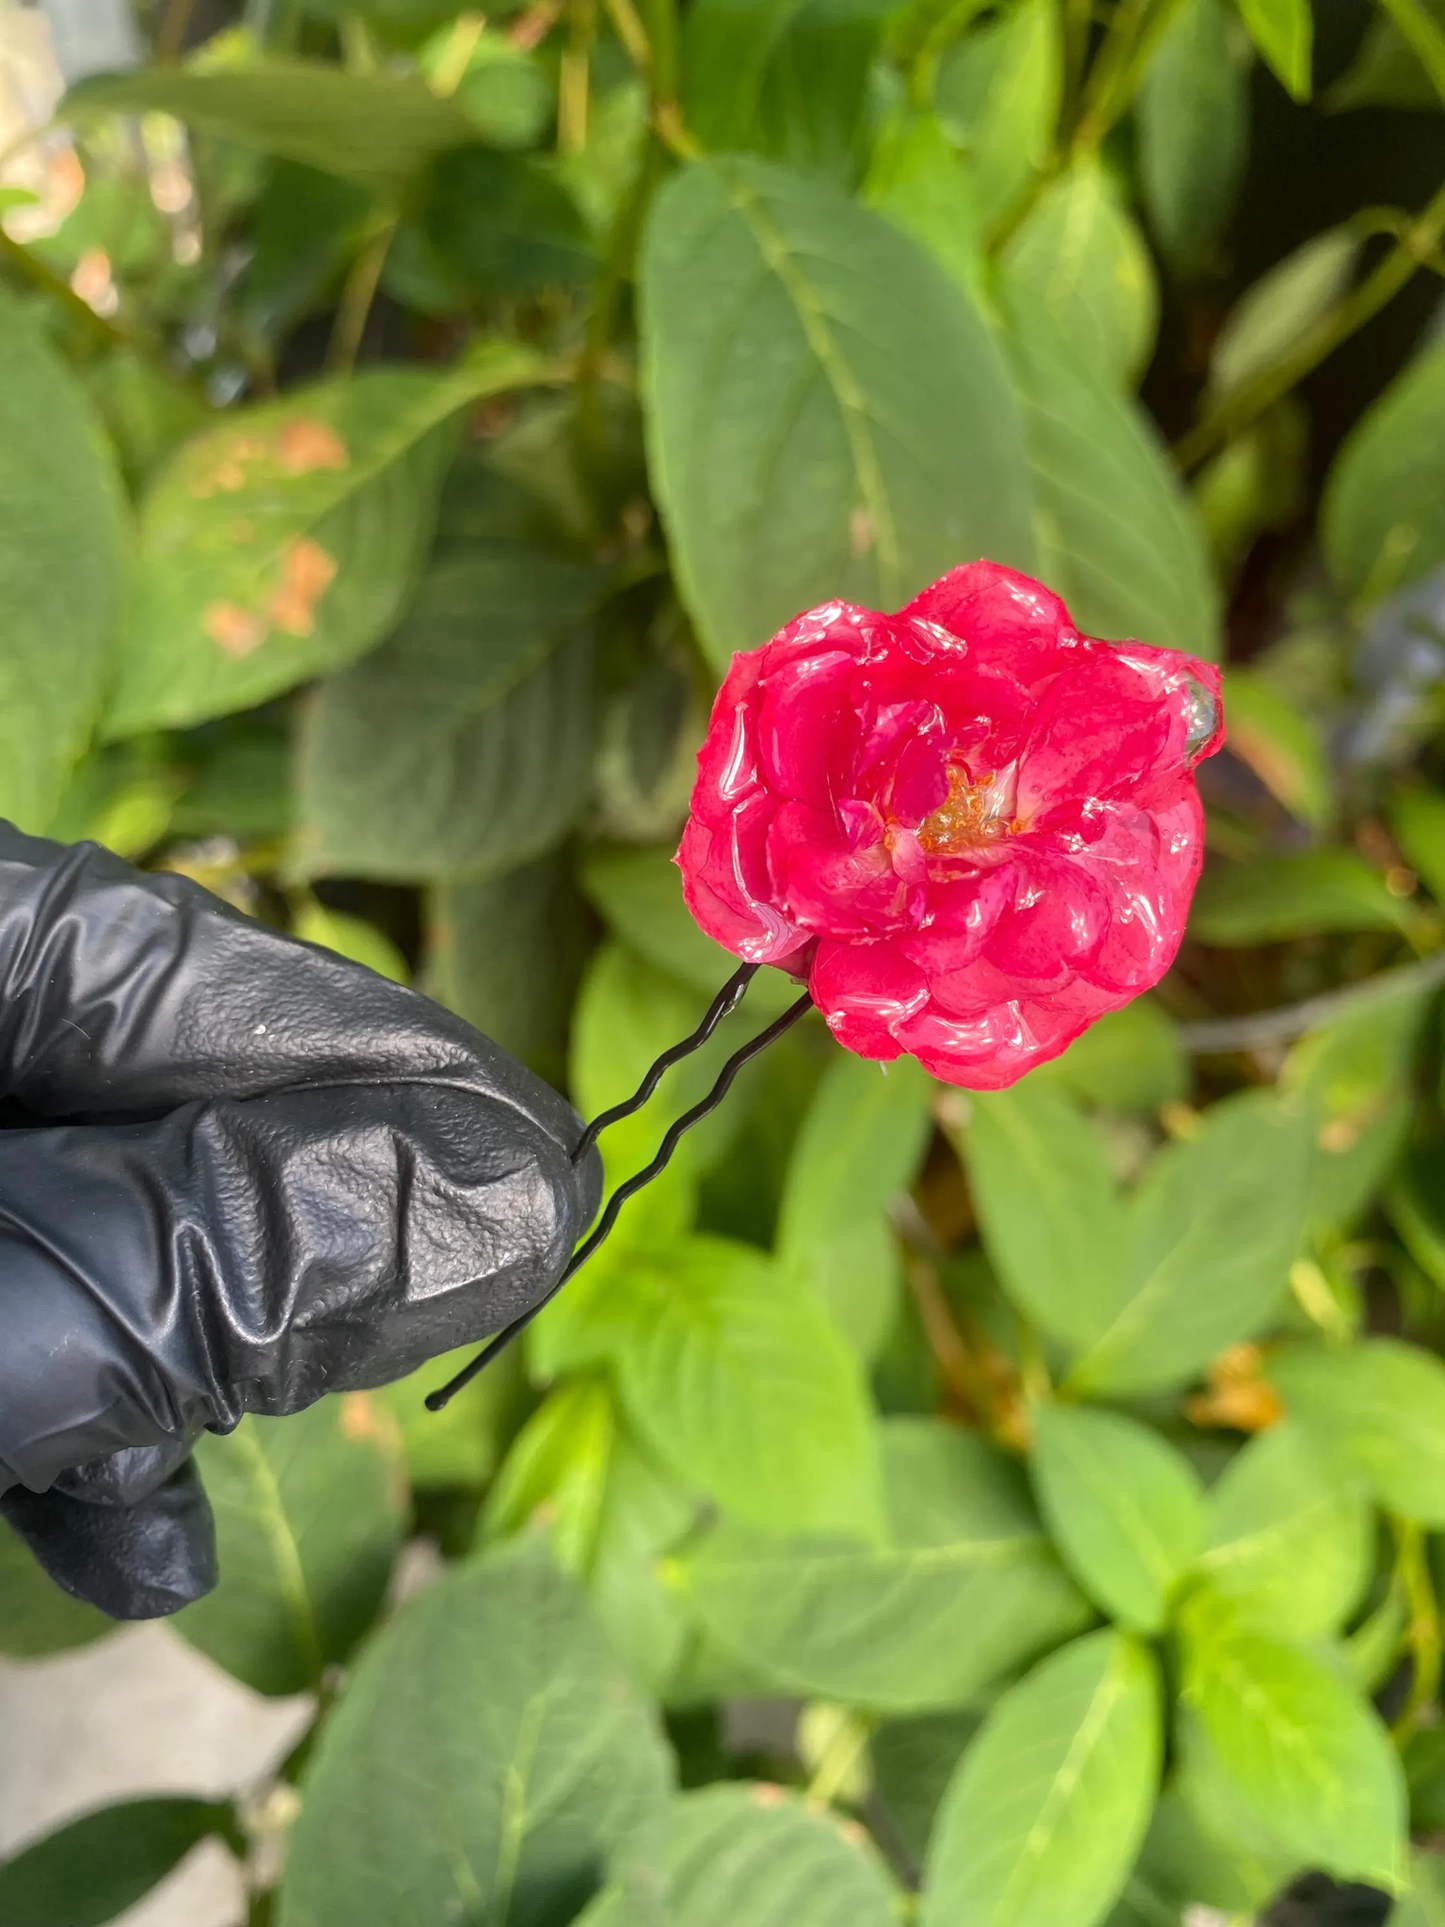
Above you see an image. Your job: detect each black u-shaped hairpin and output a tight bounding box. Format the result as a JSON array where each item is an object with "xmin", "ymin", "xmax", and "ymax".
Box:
[{"xmin": 425, "ymin": 963, "xmax": 813, "ymax": 1412}]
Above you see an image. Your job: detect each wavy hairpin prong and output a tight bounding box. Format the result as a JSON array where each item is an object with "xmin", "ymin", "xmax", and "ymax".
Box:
[{"xmin": 425, "ymin": 964, "xmax": 813, "ymax": 1412}]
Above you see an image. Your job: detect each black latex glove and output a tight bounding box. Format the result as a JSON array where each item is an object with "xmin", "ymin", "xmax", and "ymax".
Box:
[{"xmin": 0, "ymin": 823, "xmax": 600, "ymax": 1619}]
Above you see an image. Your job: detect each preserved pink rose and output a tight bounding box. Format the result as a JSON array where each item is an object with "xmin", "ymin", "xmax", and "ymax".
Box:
[{"xmin": 676, "ymin": 561, "xmax": 1223, "ymax": 1089}]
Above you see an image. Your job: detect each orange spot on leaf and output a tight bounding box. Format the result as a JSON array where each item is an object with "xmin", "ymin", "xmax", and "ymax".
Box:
[
  {"xmin": 268, "ymin": 538, "xmax": 338, "ymax": 637},
  {"xmin": 203, "ymin": 602, "xmax": 268, "ymax": 659},
  {"xmin": 277, "ymin": 419, "xmax": 349, "ymax": 475}
]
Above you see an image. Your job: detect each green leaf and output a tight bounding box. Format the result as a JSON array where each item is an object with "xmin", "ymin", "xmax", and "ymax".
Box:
[
  {"xmin": 295, "ymin": 541, "xmax": 602, "ymax": 882},
  {"xmin": 1069, "ymin": 1091, "xmax": 1312, "ymax": 1396},
  {"xmin": 1198, "ymin": 1421, "xmax": 1371, "ymax": 1638},
  {"xmin": 963, "ymin": 1079, "xmax": 1129, "ymax": 1354},
  {"xmin": 1221, "ymin": 668, "xmax": 1332, "ymax": 828},
  {"xmin": 935, "ymin": 0, "xmax": 1063, "ymax": 238},
  {"xmin": 639, "ymin": 153, "xmax": 1035, "ymax": 674},
  {"xmin": 481, "ymin": 1375, "xmax": 617, "ymax": 1574},
  {"xmin": 1030, "ymin": 1404, "xmax": 1204, "ymax": 1633},
  {"xmin": 578, "ymin": 843, "xmax": 799, "ymax": 1016},
  {"xmin": 64, "ymin": 63, "xmax": 473, "ymax": 196},
  {"xmin": 682, "ymin": 0, "xmax": 895, "ymax": 185},
  {"xmin": 586, "ymin": 1782, "xmax": 900, "ymax": 1926},
  {"xmin": 1271, "ymin": 1338, "xmax": 1445, "ymax": 1525},
  {"xmin": 1001, "ymin": 158, "xmax": 1159, "ymax": 387},
  {"xmin": 427, "ymin": 854, "xmax": 590, "ymax": 1088},
  {"xmin": 1390, "ymin": 1145, "xmax": 1445, "ymax": 1293},
  {"xmin": 177, "ymin": 1397, "xmax": 407, "ymax": 1695},
  {"xmin": 591, "ymin": 1236, "xmax": 881, "ymax": 1536},
  {"xmin": 776, "ymin": 1052, "xmax": 933, "ymax": 1358},
  {"xmin": 1211, "ymin": 229, "xmax": 1357, "ymax": 398},
  {"xmin": 677, "ymin": 1419, "xmax": 1091, "ymax": 1711},
  {"xmin": 0, "ymin": 1519, "xmax": 112, "ymax": 1657},
  {"xmin": 588, "ymin": 1428, "xmax": 702, "ymax": 1697},
  {"xmin": 0, "ymin": 286, "xmax": 127, "ymax": 830},
  {"xmin": 292, "ymin": 896, "xmax": 408, "ymax": 982},
  {"xmin": 277, "ymin": 1540, "xmax": 673, "ymax": 1927},
  {"xmin": 862, "ymin": 109, "xmax": 989, "ymax": 309},
  {"xmin": 1393, "ymin": 786, "xmax": 1445, "ymax": 903},
  {"xmin": 0, "ymin": 1799, "xmax": 233, "ymax": 1927},
  {"xmin": 1330, "ymin": 0, "xmax": 1445, "ymax": 109},
  {"xmin": 921, "ymin": 1631, "xmax": 1161, "ymax": 1927},
  {"xmin": 871, "ymin": 1711, "xmax": 981, "ymax": 1870},
  {"xmin": 376, "ymin": 1342, "xmax": 518, "ymax": 1491},
  {"xmin": 1032, "ymin": 998, "xmax": 1187, "ymax": 1115},
  {"xmin": 108, "ymin": 360, "xmax": 542, "ymax": 737},
  {"xmin": 1002, "ymin": 290, "xmax": 1221, "ymax": 659},
  {"xmin": 1325, "ymin": 342, "xmax": 1445, "ymax": 603},
  {"xmin": 1137, "ymin": 0, "xmax": 1250, "ymax": 275},
  {"xmin": 1189, "ymin": 850, "xmax": 1416, "ymax": 944},
  {"xmin": 1393, "ymin": 1854, "xmax": 1445, "ymax": 1927},
  {"xmin": 1113, "ymin": 1784, "xmax": 1291, "ymax": 1921},
  {"xmin": 417, "ymin": 27, "xmax": 553, "ymax": 147},
  {"xmin": 412, "ymin": 148, "xmax": 593, "ymax": 304},
  {"xmin": 1177, "ymin": 1588, "xmax": 1407, "ymax": 1889},
  {"xmin": 1235, "ymin": 0, "xmax": 1313, "ymax": 95}
]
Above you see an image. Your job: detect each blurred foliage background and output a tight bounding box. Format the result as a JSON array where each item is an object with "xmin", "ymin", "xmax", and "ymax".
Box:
[{"xmin": 2, "ymin": 0, "xmax": 1445, "ymax": 1922}]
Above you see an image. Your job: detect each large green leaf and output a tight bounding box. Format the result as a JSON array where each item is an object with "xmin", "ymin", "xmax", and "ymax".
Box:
[
  {"xmin": 1324, "ymin": 341, "xmax": 1445, "ymax": 604},
  {"xmin": 295, "ymin": 532, "xmax": 600, "ymax": 880},
  {"xmin": 589, "ymin": 1783, "xmax": 898, "ymax": 1925},
  {"xmin": 682, "ymin": 0, "xmax": 895, "ymax": 184},
  {"xmin": 581, "ymin": 1235, "xmax": 881, "ymax": 1536},
  {"xmin": 1068, "ymin": 1090, "xmax": 1312, "ymax": 1396},
  {"xmin": 677, "ymin": 1420, "xmax": 1091, "ymax": 1711},
  {"xmin": 64, "ymin": 64, "xmax": 473, "ymax": 196},
  {"xmin": 1177, "ymin": 1589, "xmax": 1406, "ymax": 1890},
  {"xmin": 1137, "ymin": 0, "xmax": 1250, "ymax": 275},
  {"xmin": 176, "ymin": 1397, "xmax": 407, "ymax": 1695},
  {"xmin": 587, "ymin": 1428, "xmax": 702, "ymax": 1698},
  {"xmin": 776, "ymin": 1051, "xmax": 933, "ymax": 1358},
  {"xmin": 1271, "ymin": 1339, "xmax": 1445, "ymax": 1526},
  {"xmin": 1198, "ymin": 1421, "xmax": 1371, "ymax": 1638},
  {"xmin": 935, "ymin": 0, "xmax": 1063, "ymax": 238},
  {"xmin": 1236, "ymin": 0, "xmax": 1313, "ymax": 97},
  {"xmin": 277, "ymin": 1541, "xmax": 673, "ymax": 1927},
  {"xmin": 0, "ymin": 1799, "xmax": 235, "ymax": 1927},
  {"xmin": 1032, "ymin": 998, "xmax": 1186, "ymax": 1115},
  {"xmin": 427, "ymin": 854, "xmax": 590, "ymax": 1088},
  {"xmin": 1002, "ymin": 291, "xmax": 1220, "ymax": 658},
  {"xmin": 480, "ymin": 1375, "xmax": 618, "ymax": 1574},
  {"xmin": 963, "ymin": 1079, "xmax": 1128, "ymax": 1354},
  {"xmin": 1029, "ymin": 1404, "xmax": 1204, "ymax": 1633},
  {"xmin": 862, "ymin": 109, "xmax": 989, "ymax": 309},
  {"xmin": 108, "ymin": 357, "xmax": 547, "ymax": 737},
  {"xmin": 639, "ymin": 153, "xmax": 1034, "ymax": 672},
  {"xmin": 1190, "ymin": 849, "xmax": 1418, "ymax": 944},
  {"xmin": 0, "ymin": 1519, "xmax": 112, "ymax": 1657},
  {"xmin": 921, "ymin": 1631, "xmax": 1161, "ymax": 1927},
  {"xmin": 0, "ymin": 286, "xmax": 127, "ymax": 829},
  {"xmin": 1001, "ymin": 158, "xmax": 1159, "ymax": 387}
]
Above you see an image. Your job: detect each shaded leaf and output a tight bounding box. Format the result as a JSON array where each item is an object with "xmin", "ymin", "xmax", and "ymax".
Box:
[
  {"xmin": 65, "ymin": 63, "xmax": 472, "ymax": 196},
  {"xmin": 277, "ymin": 1541, "xmax": 672, "ymax": 1927},
  {"xmin": 921, "ymin": 1631, "xmax": 1161, "ymax": 1927},
  {"xmin": 1137, "ymin": 0, "xmax": 1251, "ymax": 274},
  {"xmin": 640, "ymin": 153, "xmax": 1034, "ymax": 674},
  {"xmin": 1030, "ymin": 1403, "xmax": 1204, "ymax": 1633},
  {"xmin": 871, "ymin": 1711, "xmax": 981, "ymax": 1871},
  {"xmin": 0, "ymin": 1519, "xmax": 112, "ymax": 1657},
  {"xmin": 1222, "ymin": 667, "xmax": 1332, "ymax": 827},
  {"xmin": 1211, "ymin": 229, "xmax": 1357, "ymax": 398},
  {"xmin": 678, "ymin": 1420, "xmax": 1091, "ymax": 1711},
  {"xmin": 0, "ymin": 285, "xmax": 126, "ymax": 829},
  {"xmin": 1001, "ymin": 158, "xmax": 1159, "ymax": 387},
  {"xmin": 1189, "ymin": 850, "xmax": 1416, "ymax": 944},
  {"xmin": 1325, "ymin": 343, "xmax": 1445, "ymax": 603},
  {"xmin": 0, "ymin": 1798, "xmax": 233, "ymax": 1927},
  {"xmin": 177, "ymin": 1397, "xmax": 407, "ymax": 1695},
  {"xmin": 1003, "ymin": 291, "xmax": 1220, "ymax": 658},
  {"xmin": 1199, "ymin": 1421, "xmax": 1372, "ymax": 1638},
  {"xmin": 935, "ymin": 0, "xmax": 1063, "ymax": 238}
]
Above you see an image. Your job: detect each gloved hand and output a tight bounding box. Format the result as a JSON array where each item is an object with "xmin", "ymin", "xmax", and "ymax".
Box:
[{"xmin": 0, "ymin": 823, "xmax": 601, "ymax": 1620}]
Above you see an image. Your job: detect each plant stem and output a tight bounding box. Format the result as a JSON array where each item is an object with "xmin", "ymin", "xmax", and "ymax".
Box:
[
  {"xmin": 1392, "ymin": 1515, "xmax": 1442, "ymax": 1742},
  {"xmin": 804, "ymin": 1712, "xmax": 873, "ymax": 1810},
  {"xmin": 325, "ymin": 217, "xmax": 397, "ymax": 375},
  {"xmin": 429, "ymin": 11, "xmax": 488, "ymax": 95},
  {"xmin": 1071, "ymin": 0, "xmax": 1186, "ymax": 150},
  {"xmin": 603, "ymin": 0, "xmax": 652, "ymax": 70},
  {"xmin": 559, "ymin": 0, "xmax": 596, "ymax": 155},
  {"xmin": 1176, "ymin": 948, "xmax": 1445, "ymax": 1054},
  {"xmin": 1176, "ymin": 175, "xmax": 1445, "ymax": 470}
]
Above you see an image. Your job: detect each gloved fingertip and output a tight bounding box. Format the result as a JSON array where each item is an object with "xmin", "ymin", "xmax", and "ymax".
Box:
[{"xmin": 0, "ymin": 1458, "xmax": 218, "ymax": 1620}]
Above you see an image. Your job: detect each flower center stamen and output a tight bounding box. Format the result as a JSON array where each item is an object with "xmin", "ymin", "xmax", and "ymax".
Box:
[{"xmin": 917, "ymin": 762, "xmax": 1018, "ymax": 854}]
